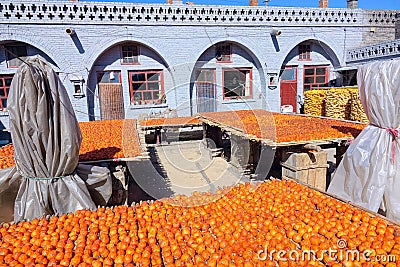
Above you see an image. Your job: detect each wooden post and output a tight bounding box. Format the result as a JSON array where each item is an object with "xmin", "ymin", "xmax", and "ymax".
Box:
[
  {"xmin": 254, "ymin": 143, "xmax": 276, "ymax": 180},
  {"xmin": 230, "ymin": 134, "xmax": 251, "ymax": 170},
  {"xmin": 207, "ymin": 126, "xmax": 223, "ymax": 148},
  {"xmin": 202, "ymin": 123, "xmax": 207, "ymax": 140},
  {"xmin": 335, "ymin": 142, "xmax": 349, "ymax": 167},
  {"xmin": 203, "ymin": 123, "xmax": 211, "ymax": 148}
]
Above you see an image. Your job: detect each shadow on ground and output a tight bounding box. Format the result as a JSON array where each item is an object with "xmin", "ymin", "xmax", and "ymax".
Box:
[{"xmin": 127, "ymin": 140, "xmax": 250, "ymax": 202}]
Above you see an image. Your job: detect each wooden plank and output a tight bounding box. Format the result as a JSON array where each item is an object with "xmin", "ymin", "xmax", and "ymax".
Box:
[
  {"xmin": 314, "ymin": 167, "xmax": 327, "ymax": 191},
  {"xmin": 141, "ymin": 123, "xmax": 201, "ymax": 130}
]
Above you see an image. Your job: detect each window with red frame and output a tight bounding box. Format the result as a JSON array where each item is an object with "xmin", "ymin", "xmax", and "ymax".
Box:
[
  {"xmin": 216, "ymin": 43, "xmax": 232, "ymax": 63},
  {"xmin": 5, "ymin": 44, "xmax": 27, "ymax": 68},
  {"xmin": 303, "ymin": 66, "xmax": 328, "ymax": 91},
  {"xmin": 121, "ymin": 45, "xmax": 139, "ymax": 64},
  {"xmin": 298, "ymin": 44, "xmax": 311, "ymax": 61},
  {"xmin": 0, "ymin": 75, "xmax": 13, "ymax": 110},
  {"xmin": 223, "ymin": 68, "xmax": 252, "ymax": 99},
  {"xmin": 129, "ymin": 70, "xmax": 164, "ymax": 105}
]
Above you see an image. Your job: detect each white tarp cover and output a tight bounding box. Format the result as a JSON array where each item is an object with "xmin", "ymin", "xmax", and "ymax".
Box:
[
  {"xmin": 328, "ymin": 59, "xmax": 400, "ymax": 223},
  {"xmin": 0, "ymin": 56, "xmax": 112, "ymax": 222}
]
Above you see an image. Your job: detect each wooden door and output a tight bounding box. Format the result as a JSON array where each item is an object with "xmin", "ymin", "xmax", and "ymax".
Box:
[
  {"xmin": 196, "ymin": 69, "xmax": 216, "ymax": 113},
  {"xmin": 280, "ymin": 66, "xmax": 298, "ymax": 111},
  {"xmin": 97, "ymin": 71, "xmax": 124, "ymax": 120}
]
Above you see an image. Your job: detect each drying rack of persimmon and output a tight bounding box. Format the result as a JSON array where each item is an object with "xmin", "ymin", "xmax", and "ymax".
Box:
[
  {"xmin": 139, "ymin": 116, "xmax": 201, "ymax": 130},
  {"xmin": 197, "ymin": 109, "xmax": 367, "ymax": 147},
  {"xmin": 0, "ymin": 179, "xmax": 399, "ymax": 267},
  {"xmin": 0, "ymin": 119, "xmax": 145, "ymax": 170}
]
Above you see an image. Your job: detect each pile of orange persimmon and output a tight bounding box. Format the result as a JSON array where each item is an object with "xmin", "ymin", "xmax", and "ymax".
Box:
[
  {"xmin": 199, "ymin": 110, "xmax": 366, "ymax": 143},
  {"xmin": 0, "ymin": 180, "xmax": 398, "ymax": 267},
  {"xmin": 0, "ymin": 119, "xmax": 142, "ymax": 170},
  {"xmin": 79, "ymin": 119, "xmax": 142, "ymax": 161},
  {"xmin": 0, "ymin": 145, "xmax": 15, "ymax": 169},
  {"xmin": 140, "ymin": 117, "xmax": 200, "ymax": 128}
]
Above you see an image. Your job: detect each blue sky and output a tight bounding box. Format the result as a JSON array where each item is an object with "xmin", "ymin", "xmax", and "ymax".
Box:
[{"xmin": 81, "ymin": 0, "xmax": 400, "ymax": 10}]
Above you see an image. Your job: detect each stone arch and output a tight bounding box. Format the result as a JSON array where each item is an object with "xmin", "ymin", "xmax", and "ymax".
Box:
[
  {"xmin": 279, "ymin": 38, "xmax": 341, "ymax": 70},
  {"xmin": 85, "ymin": 39, "xmax": 170, "ymax": 74},
  {"xmin": 86, "ymin": 39, "xmax": 171, "ymax": 94},
  {"xmin": 193, "ymin": 39, "xmax": 264, "ymax": 71},
  {"xmin": 278, "ymin": 38, "xmax": 342, "ymax": 113},
  {"xmin": 86, "ymin": 39, "xmax": 171, "ymax": 120},
  {"xmin": 0, "ymin": 38, "xmax": 61, "ymax": 69}
]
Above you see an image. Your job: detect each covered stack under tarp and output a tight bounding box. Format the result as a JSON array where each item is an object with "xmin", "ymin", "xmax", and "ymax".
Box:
[
  {"xmin": 0, "ymin": 56, "xmax": 112, "ymax": 222},
  {"xmin": 328, "ymin": 59, "xmax": 400, "ymax": 223}
]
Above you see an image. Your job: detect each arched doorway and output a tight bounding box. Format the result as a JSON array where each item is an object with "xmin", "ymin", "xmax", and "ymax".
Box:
[
  {"xmin": 279, "ymin": 39, "xmax": 340, "ymax": 113},
  {"xmin": 190, "ymin": 41, "xmax": 264, "ymax": 115},
  {"xmin": 88, "ymin": 41, "xmax": 169, "ymax": 120}
]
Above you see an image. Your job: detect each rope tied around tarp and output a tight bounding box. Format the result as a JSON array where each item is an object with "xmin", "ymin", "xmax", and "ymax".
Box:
[
  {"xmin": 23, "ymin": 172, "xmax": 75, "ymax": 180},
  {"xmin": 370, "ymin": 124, "xmax": 399, "ymax": 164},
  {"xmin": 387, "ymin": 128, "xmax": 399, "ymax": 165}
]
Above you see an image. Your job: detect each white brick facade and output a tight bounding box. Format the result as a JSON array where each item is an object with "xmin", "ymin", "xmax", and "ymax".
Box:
[{"xmin": 0, "ymin": 0, "xmax": 397, "ymax": 128}]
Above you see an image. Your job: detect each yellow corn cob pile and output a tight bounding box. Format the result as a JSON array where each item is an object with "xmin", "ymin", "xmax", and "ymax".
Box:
[
  {"xmin": 325, "ymin": 88, "xmax": 352, "ymax": 120},
  {"xmin": 304, "ymin": 90, "xmax": 326, "ymax": 116},
  {"xmin": 349, "ymin": 89, "xmax": 369, "ymax": 123},
  {"xmin": 304, "ymin": 86, "xmax": 369, "ymax": 123}
]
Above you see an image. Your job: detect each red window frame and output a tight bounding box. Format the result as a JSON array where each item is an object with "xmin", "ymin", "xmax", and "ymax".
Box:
[
  {"xmin": 222, "ymin": 68, "xmax": 252, "ymax": 100},
  {"xmin": 5, "ymin": 44, "xmax": 27, "ymax": 68},
  {"xmin": 216, "ymin": 43, "xmax": 232, "ymax": 63},
  {"xmin": 303, "ymin": 66, "xmax": 328, "ymax": 91},
  {"xmin": 0, "ymin": 75, "xmax": 13, "ymax": 110},
  {"xmin": 121, "ymin": 45, "xmax": 140, "ymax": 65},
  {"xmin": 298, "ymin": 44, "xmax": 311, "ymax": 61},
  {"xmin": 129, "ymin": 70, "xmax": 164, "ymax": 105}
]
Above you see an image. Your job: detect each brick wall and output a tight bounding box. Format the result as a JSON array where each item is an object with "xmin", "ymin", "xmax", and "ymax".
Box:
[
  {"xmin": 249, "ymin": 0, "xmax": 258, "ymax": 6},
  {"xmin": 0, "ymin": 0, "xmax": 396, "ymax": 125},
  {"xmin": 319, "ymin": 0, "xmax": 328, "ymax": 8},
  {"xmin": 362, "ymin": 10, "xmax": 397, "ymax": 46},
  {"xmin": 362, "ymin": 27, "xmax": 396, "ymax": 46},
  {"xmin": 396, "ymin": 13, "xmax": 400, "ymax": 39},
  {"xmin": 347, "ymin": 0, "xmax": 358, "ymax": 9}
]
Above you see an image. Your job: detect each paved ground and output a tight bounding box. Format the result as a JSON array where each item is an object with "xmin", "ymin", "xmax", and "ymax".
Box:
[
  {"xmin": 0, "ymin": 141, "xmax": 342, "ymax": 222},
  {"xmin": 127, "ymin": 140, "xmax": 249, "ymax": 201},
  {"xmin": 127, "ymin": 140, "xmax": 341, "ymax": 202}
]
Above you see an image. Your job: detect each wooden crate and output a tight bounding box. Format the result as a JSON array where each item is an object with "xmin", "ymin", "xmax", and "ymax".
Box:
[
  {"xmin": 282, "ymin": 151, "xmax": 327, "ymax": 168},
  {"xmin": 282, "ymin": 163, "xmax": 328, "ymax": 191},
  {"xmin": 281, "ymin": 151, "xmax": 328, "ymax": 191}
]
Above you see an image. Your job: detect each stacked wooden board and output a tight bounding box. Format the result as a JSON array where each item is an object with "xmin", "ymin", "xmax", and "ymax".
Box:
[{"xmin": 281, "ymin": 151, "xmax": 328, "ymax": 191}]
